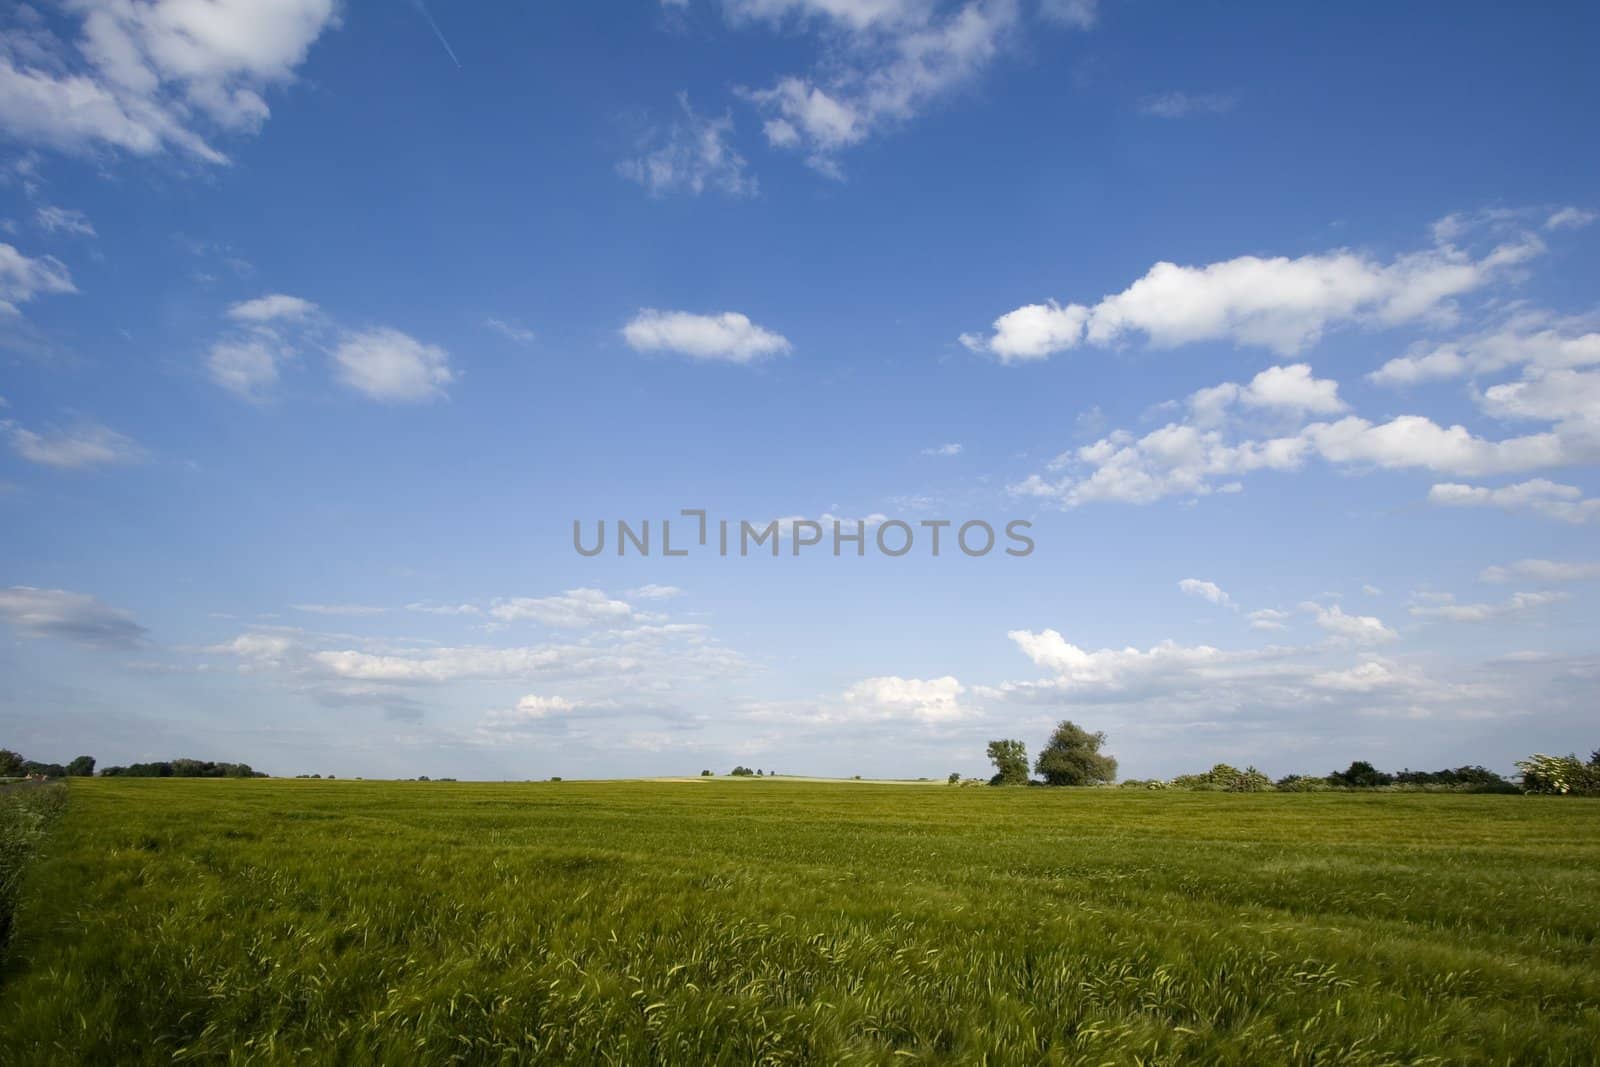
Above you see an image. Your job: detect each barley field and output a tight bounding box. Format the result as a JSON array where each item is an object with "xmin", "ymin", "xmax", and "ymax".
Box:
[{"xmin": 1, "ymin": 778, "xmax": 1597, "ymax": 1064}]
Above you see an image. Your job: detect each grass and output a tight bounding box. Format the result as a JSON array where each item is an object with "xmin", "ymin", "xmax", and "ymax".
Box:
[{"xmin": 1, "ymin": 778, "xmax": 1597, "ymax": 1064}]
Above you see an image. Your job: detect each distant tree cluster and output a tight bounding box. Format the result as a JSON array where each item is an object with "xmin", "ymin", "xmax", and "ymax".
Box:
[
  {"xmin": 100, "ymin": 759, "xmax": 265, "ymax": 778},
  {"xmin": 0, "ymin": 750, "xmax": 96, "ymax": 778},
  {"xmin": 1130, "ymin": 760, "xmax": 1533, "ymax": 794},
  {"xmin": 986, "ymin": 723, "xmax": 1118, "ymax": 787},
  {"xmin": 975, "ymin": 731, "xmax": 1599, "ymax": 796},
  {"xmin": 729, "ymin": 766, "xmax": 768, "ymax": 777}
]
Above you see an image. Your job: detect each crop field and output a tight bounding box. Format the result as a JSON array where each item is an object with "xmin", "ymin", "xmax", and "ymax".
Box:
[{"xmin": 1, "ymin": 779, "xmax": 1597, "ymax": 1064}]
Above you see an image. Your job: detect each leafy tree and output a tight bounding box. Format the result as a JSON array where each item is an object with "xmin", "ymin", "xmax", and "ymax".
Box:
[
  {"xmin": 1328, "ymin": 760, "xmax": 1393, "ymax": 788},
  {"xmin": 1034, "ymin": 721, "xmax": 1118, "ymax": 786},
  {"xmin": 67, "ymin": 755, "xmax": 96, "ymax": 777},
  {"xmin": 0, "ymin": 749, "xmax": 23, "ymax": 777},
  {"xmin": 986, "ymin": 739, "xmax": 1030, "ymax": 786},
  {"xmin": 947, "ymin": 772, "xmax": 961, "ymax": 785},
  {"xmin": 730, "ymin": 766, "xmax": 755, "ymax": 777},
  {"xmin": 700, "ymin": 769, "xmax": 713, "ymax": 776}
]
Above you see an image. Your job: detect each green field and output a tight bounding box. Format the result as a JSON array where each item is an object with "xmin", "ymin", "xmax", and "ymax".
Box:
[{"xmin": 2, "ymin": 779, "xmax": 1597, "ymax": 1064}]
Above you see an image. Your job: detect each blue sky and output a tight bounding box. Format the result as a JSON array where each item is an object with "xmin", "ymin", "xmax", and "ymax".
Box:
[{"xmin": 2, "ymin": 0, "xmax": 1598, "ymax": 780}]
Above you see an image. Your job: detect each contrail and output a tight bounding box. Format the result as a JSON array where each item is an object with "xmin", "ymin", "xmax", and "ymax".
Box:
[{"xmin": 413, "ymin": 0, "xmax": 462, "ymax": 68}]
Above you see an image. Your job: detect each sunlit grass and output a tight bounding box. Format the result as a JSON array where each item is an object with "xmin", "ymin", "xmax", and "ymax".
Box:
[{"xmin": 2, "ymin": 778, "xmax": 1597, "ymax": 1063}]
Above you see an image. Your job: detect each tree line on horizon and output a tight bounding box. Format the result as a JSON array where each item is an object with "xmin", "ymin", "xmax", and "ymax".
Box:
[
  {"xmin": 1, "ymin": 751, "xmax": 264, "ymax": 780},
  {"xmin": 972, "ymin": 722, "xmax": 1600, "ymax": 796}
]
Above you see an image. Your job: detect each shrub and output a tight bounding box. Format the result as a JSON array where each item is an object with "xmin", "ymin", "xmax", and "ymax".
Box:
[
  {"xmin": 1275, "ymin": 775, "xmax": 1331, "ymax": 792},
  {"xmin": 1170, "ymin": 764, "xmax": 1271, "ymax": 792},
  {"xmin": 1516, "ymin": 753, "xmax": 1600, "ymax": 796}
]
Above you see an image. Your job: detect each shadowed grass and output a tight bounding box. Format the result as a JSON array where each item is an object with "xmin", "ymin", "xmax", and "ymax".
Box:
[{"xmin": 1, "ymin": 779, "xmax": 1596, "ymax": 1063}]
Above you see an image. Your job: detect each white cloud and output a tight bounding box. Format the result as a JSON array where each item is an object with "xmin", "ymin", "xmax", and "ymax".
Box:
[
  {"xmin": 207, "ymin": 335, "xmax": 287, "ymax": 398},
  {"xmin": 1409, "ymin": 590, "xmax": 1567, "ymax": 624},
  {"xmin": 404, "ymin": 601, "xmax": 482, "ymax": 616},
  {"xmin": 1545, "ymin": 206, "xmax": 1596, "ymax": 231},
  {"xmin": 841, "ymin": 675, "xmax": 971, "ymax": 722},
  {"xmin": 333, "ymin": 327, "xmax": 454, "ymax": 402},
  {"xmin": 1015, "ymin": 358, "xmax": 1594, "ymax": 509},
  {"xmin": 0, "ymin": 585, "xmax": 146, "ymax": 647},
  {"xmin": 1178, "ymin": 578, "xmax": 1232, "ymax": 607},
  {"xmin": 1138, "ymin": 91, "xmax": 1235, "ymax": 118},
  {"xmin": 1039, "ymin": 0, "xmax": 1097, "ymax": 29},
  {"xmin": 921, "ymin": 442, "xmax": 962, "ymax": 456},
  {"xmin": 6, "ymin": 420, "xmax": 144, "ymax": 469},
  {"xmin": 484, "ymin": 317, "xmax": 535, "ymax": 345},
  {"xmin": 627, "ymin": 584, "xmax": 684, "ymax": 600},
  {"xmin": 622, "ymin": 309, "xmax": 790, "ymax": 363},
  {"xmin": 1479, "ymin": 368, "xmax": 1600, "ymax": 424},
  {"xmin": 965, "ymin": 227, "xmax": 1543, "ymax": 360},
  {"xmin": 0, "ymin": 242, "xmax": 76, "ymax": 314},
  {"xmin": 1306, "ymin": 603, "xmax": 1397, "ymax": 644},
  {"xmin": 1480, "ymin": 559, "xmax": 1600, "ymax": 584},
  {"xmin": 1428, "ymin": 479, "xmax": 1600, "ymax": 524},
  {"xmin": 291, "ymin": 603, "xmax": 387, "ymax": 617},
  {"xmin": 1369, "ymin": 318, "xmax": 1600, "ymax": 387},
  {"xmin": 1248, "ymin": 608, "xmax": 1290, "ymax": 632},
  {"xmin": 1188, "ymin": 363, "xmax": 1346, "ymax": 423},
  {"xmin": 478, "ymin": 694, "xmax": 581, "ymax": 732},
  {"xmin": 489, "ymin": 589, "xmax": 635, "ymax": 628},
  {"xmin": 0, "ymin": 0, "xmax": 339, "ymax": 163},
  {"xmin": 34, "ymin": 205, "xmax": 95, "ymax": 236},
  {"xmin": 227, "ymin": 293, "xmax": 317, "ymax": 322},
  {"xmin": 960, "ymin": 300, "xmax": 1087, "ymax": 362},
  {"xmin": 741, "ymin": 0, "xmax": 1027, "ymax": 175},
  {"xmin": 619, "ymin": 92, "xmax": 756, "ymax": 197}
]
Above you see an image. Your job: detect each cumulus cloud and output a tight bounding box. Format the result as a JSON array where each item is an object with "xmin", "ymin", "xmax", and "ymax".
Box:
[
  {"xmin": 0, "ymin": 242, "xmax": 76, "ymax": 315},
  {"xmin": 207, "ymin": 293, "xmax": 319, "ymax": 398},
  {"xmin": 1305, "ymin": 603, "xmax": 1397, "ymax": 644},
  {"xmin": 1248, "ymin": 608, "xmax": 1290, "ymax": 632},
  {"xmin": 1428, "ymin": 479, "xmax": 1600, "ymax": 524},
  {"xmin": 489, "ymin": 589, "xmax": 636, "ymax": 628},
  {"xmin": 227, "ymin": 293, "xmax": 317, "ymax": 322},
  {"xmin": 1368, "ymin": 317, "xmax": 1600, "ymax": 387},
  {"xmin": 840, "ymin": 675, "xmax": 971, "ymax": 723},
  {"xmin": 6, "ymin": 420, "xmax": 144, "ymax": 469},
  {"xmin": 619, "ymin": 92, "xmax": 756, "ymax": 197},
  {"xmin": 0, "ymin": 0, "xmax": 339, "ymax": 163},
  {"xmin": 1178, "ymin": 578, "xmax": 1232, "ymax": 607},
  {"xmin": 333, "ymin": 327, "xmax": 455, "ymax": 402},
  {"xmin": 0, "ymin": 585, "xmax": 146, "ymax": 647},
  {"xmin": 1012, "ymin": 354, "xmax": 1597, "ymax": 509},
  {"xmin": 622, "ymin": 309, "xmax": 790, "ymax": 363},
  {"xmin": 1188, "ymin": 363, "xmax": 1346, "ymax": 424},
  {"xmin": 963, "ymin": 227, "xmax": 1543, "ymax": 362}
]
